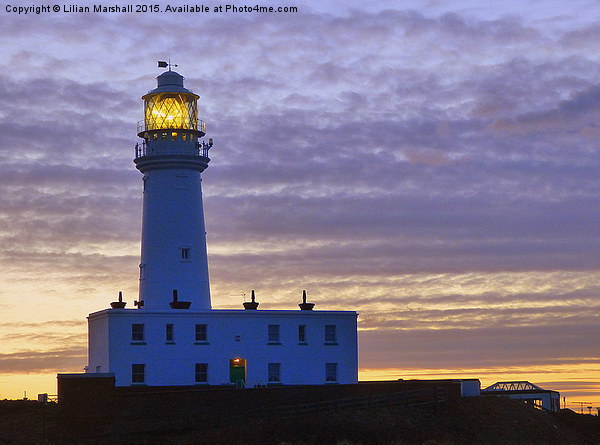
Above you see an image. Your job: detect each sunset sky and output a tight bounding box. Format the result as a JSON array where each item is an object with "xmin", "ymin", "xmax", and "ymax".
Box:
[{"xmin": 1, "ymin": 0, "xmax": 599, "ymax": 409}]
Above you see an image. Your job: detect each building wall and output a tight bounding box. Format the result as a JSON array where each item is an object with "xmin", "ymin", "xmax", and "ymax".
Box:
[
  {"xmin": 506, "ymin": 392, "xmax": 560, "ymax": 411},
  {"xmin": 58, "ymin": 376, "xmax": 462, "ymax": 435},
  {"xmin": 88, "ymin": 308, "xmax": 358, "ymax": 387},
  {"xmin": 87, "ymin": 314, "xmax": 109, "ymax": 373},
  {"xmin": 459, "ymin": 379, "xmax": 481, "ymax": 397},
  {"xmin": 481, "ymin": 390, "xmax": 561, "ymax": 412}
]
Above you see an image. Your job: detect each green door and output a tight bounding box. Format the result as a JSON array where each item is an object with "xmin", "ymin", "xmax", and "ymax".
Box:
[
  {"xmin": 229, "ymin": 358, "xmax": 246, "ymax": 387},
  {"xmin": 230, "ymin": 366, "xmax": 245, "ymax": 385}
]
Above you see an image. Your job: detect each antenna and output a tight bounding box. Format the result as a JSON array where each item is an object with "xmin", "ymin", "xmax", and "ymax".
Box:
[
  {"xmin": 157, "ymin": 59, "xmax": 178, "ymax": 71},
  {"xmin": 572, "ymin": 401, "xmax": 594, "ymax": 414}
]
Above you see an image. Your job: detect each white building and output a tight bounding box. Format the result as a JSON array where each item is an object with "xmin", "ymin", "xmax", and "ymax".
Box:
[
  {"xmin": 482, "ymin": 381, "xmax": 561, "ymax": 412},
  {"xmin": 86, "ymin": 68, "xmax": 358, "ymax": 387}
]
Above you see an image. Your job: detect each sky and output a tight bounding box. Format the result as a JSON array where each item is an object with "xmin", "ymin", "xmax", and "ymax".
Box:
[{"xmin": 0, "ymin": 0, "xmax": 599, "ymax": 409}]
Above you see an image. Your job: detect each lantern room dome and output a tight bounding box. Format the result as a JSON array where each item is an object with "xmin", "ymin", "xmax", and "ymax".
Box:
[{"xmin": 145, "ymin": 70, "xmax": 198, "ymax": 96}]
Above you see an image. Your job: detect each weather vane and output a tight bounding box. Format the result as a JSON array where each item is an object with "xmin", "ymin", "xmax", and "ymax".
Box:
[{"xmin": 157, "ymin": 59, "xmax": 178, "ymax": 70}]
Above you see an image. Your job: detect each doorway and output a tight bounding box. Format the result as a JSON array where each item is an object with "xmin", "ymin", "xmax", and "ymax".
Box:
[{"xmin": 229, "ymin": 358, "xmax": 246, "ymax": 387}]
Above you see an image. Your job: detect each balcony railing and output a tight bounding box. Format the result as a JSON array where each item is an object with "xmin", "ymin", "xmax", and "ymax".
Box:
[
  {"xmin": 134, "ymin": 140, "xmax": 212, "ymax": 159},
  {"xmin": 137, "ymin": 119, "xmax": 206, "ymax": 134}
]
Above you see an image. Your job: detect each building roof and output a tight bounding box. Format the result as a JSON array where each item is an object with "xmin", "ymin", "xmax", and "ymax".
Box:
[
  {"xmin": 144, "ymin": 70, "xmax": 198, "ymax": 96},
  {"xmin": 483, "ymin": 381, "xmax": 545, "ymax": 391}
]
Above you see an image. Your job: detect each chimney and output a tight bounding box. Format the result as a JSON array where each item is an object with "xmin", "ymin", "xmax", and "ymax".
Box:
[
  {"xmin": 170, "ymin": 289, "xmax": 192, "ymax": 309},
  {"xmin": 299, "ymin": 290, "xmax": 315, "ymax": 310},
  {"xmin": 243, "ymin": 289, "xmax": 260, "ymax": 310},
  {"xmin": 110, "ymin": 291, "xmax": 127, "ymax": 309}
]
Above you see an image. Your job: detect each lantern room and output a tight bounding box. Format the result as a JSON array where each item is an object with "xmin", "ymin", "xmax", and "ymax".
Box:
[
  {"xmin": 137, "ymin": 70, "xmax": 205, "ymax": 139},
  {"xmin": 144, "ymin": 92, "xmax": 198, "ymax": 131},
  {"xmin": 136, "ymin": 70, "xmax": 207, "ymax": 158}
]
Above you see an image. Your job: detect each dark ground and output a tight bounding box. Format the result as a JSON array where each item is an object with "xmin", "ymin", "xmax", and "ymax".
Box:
[{"xmin": 0, "ymin": 396, "xmax": 598, "ymax": 445}]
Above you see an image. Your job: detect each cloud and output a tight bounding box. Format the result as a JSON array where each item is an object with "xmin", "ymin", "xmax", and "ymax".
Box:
[
  {"xmin": 0, "ymin": 347, "xmax": 86, "ymax": 373},
  {"xmin": 359, "ymin": 324, "xmax": 600, "ymax": 369},
  {"xmin": 0, "ymin": 320, "xmax": 84, "ymax": 328}
]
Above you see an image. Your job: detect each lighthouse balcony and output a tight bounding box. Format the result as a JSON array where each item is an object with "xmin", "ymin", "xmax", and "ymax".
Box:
[
  {"xmin": 137, "ymin": 119, "xmax": 206, "ymax": 135},
  {"xmin": 134, "ymin": 140, "xmax": 212, "ymax": 159}
]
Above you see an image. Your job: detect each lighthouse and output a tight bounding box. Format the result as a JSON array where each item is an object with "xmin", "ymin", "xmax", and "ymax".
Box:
[
  {"xmin": 84, "ymin": 68, "xmax": 358, "ymax": 387},
  {"xmin": 135, "ymin": 69, "xmax": 211, "ymax": 310}
]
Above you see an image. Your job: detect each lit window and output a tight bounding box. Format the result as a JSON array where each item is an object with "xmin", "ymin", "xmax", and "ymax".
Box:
[
  {"xmin": 325, "ymin": 325, "xmax": 337, "ymax": 343},
  {"xmin": 132, "ymin": 364, "xmax": 145, "ymax": 383},
  {"xmin": 181, "ymin": 247, "xmax": 190, "ymax": 260},
  {"xmin": 166, "ymin": 324, "xmax": 174, "ymax": 342},
  {"xmin": 195, "ymin": 363, "xmax": 208, "ymax": 383},
  {"xmin": 268, "ymin": 324, "xmax": 280, "ymax": 343},
  {"xmin": 172, "ymin": 132, "xmax": 178, "ymax": 140},
  {"xmin": 268, "ymin": 363, "xmax": 281, "ymax": 383},
  {"xmin": 195, "ymin": 324, "xmax": 207, "ymax": 342},
  {"xmin": 132, "ymin": 324, "xmax": 144, "ymax": 342},
  {"xmin": 182, "ymin": 133, "xmax": 187, "ymax": 141},
  {"xmin": 326, "ymin": 363, "xmax": 338, "ymax": 382},
  {"xmin": 298, "ymin": 325, "xmax": 306, "ymax": 343}
]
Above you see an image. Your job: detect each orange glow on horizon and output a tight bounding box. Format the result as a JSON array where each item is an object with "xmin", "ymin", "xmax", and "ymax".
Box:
[{"xmin": 359, "ymin": 364, "xmax": 600, "ymax": 411}]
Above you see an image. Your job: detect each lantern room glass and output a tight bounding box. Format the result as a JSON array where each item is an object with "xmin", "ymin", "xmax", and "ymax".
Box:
[{"xmin": 144, "ymin": 92, "xmax": 198, "ymax": 131}]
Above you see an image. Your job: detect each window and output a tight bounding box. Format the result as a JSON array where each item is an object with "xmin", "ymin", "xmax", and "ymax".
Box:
[
  {"xmin": 166, "ymin": 324, "xmax": 174, "ymax": 342},
  {"xmin": 195, "ymin": 324, "xmax": 207, "ymax": 342},
  {"xmin": 268, "ymin": 324, "xmax": 280, "ymax": 343},
  {"xmin": 298, "ymin": 325, "xmax": 306, "ymax": 343},
  {"xmin": 132, "ymin": 364, "xmax": 145, "ymax": 383},
  {"xmin": 195, "ymin": 363, "xmax": 208, "ymax": 383},
  {"xmin": 525, "ymin": 398, "xmax": 544, "ymax": 410},
  {"xmin": 325, "ymin": 325, "xmax": 337, "ymax": 343},
  {"xmin": 181, "ymin": 247, "xmax": 190, "ymax": 260},
  {"xmin": 326, "ymin": 363, "xmax": 338, "ymax": 382},
  {"xmin": 268, "ymin": 363, "xmax": 281, "ymax": 383},
  {"xmin": 132, "ymin": 324, "xmax": 144, "ymax": 342}
]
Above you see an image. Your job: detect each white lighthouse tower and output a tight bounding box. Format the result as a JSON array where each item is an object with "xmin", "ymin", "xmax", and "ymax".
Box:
[
  {"xmin": 85, "ymin": 68, "xmax": 358, "ymax": 388},
  {"xmin": 135, "ymin": 69, "xmax": 212, "ymax": 310}
]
